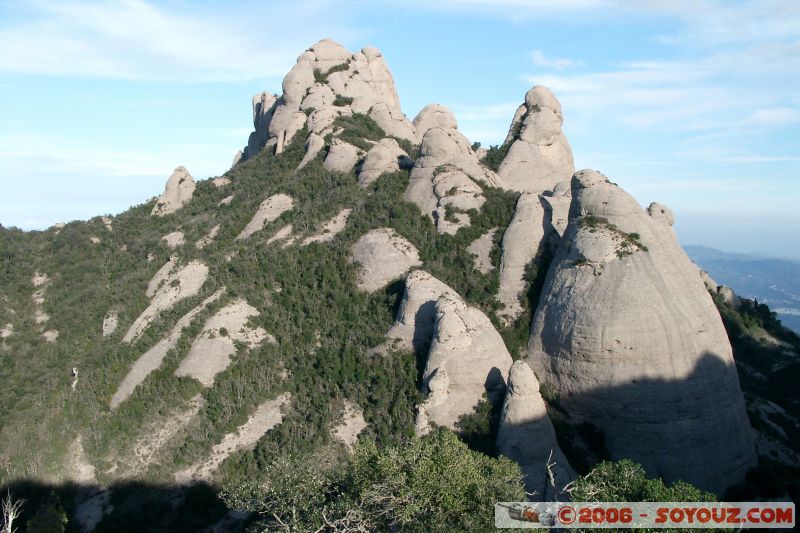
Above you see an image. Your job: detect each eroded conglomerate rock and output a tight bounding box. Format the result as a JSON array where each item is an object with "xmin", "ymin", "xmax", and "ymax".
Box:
[
  {"xmin": 350, "ymin": 228, "xmax": 422, "ymax": 292},
  {"xmin": 102, "ymin": 308, "xmax": 119, "ymax": 337},
  {"xmin": 497, "ymin": 361, "xmax": 575, "ymax": 500},
  {"xmin": 323, "ymin": 139, "xmax": 362, "ymax": 174},
  {"xmin": 122, "ymin": 258, "xmax": 209, "ymax": 343},
  {"xmin": 241, "ymin": 39, "xmax": 415, "ymax": 163},
  {"xmin": 301, "ymin": 208, "xmax": 352, "ymax": 245},
  {"xmin": 176, "ymin": 393, "xmax": 291, "ymax": 482},
  {"xmin": 384, "ymin": 270, "xmax": 458, "ymax": 354},
  {"xmin": 497, "ymin": 193, "xmax": 547, "ymax": 324},
  {"xmin": 404, "ymin": 106, "xmax": 499, "ymax": 234},
  {"xmin": 162, "ymin": 231, "xmax": 185, "ymax": 250},
  {"xmin": 112, "ymin": 289, "xmax": 225, "ymax": 409},
  {"xmin": 467, "ymin": 228, "xmax": 497, "ymax": 274},
  {"xmin": 527, "ymin": 169, "xmax": 756, "ymax": 494},
  {"xmin": 151, "ymin": 167, "xmax": 196, "ymax": 216},
  {"xmin": 175, "ymin": 299, "xmax": 274, "ymax": 386},
  {"xmin": 358, "ymin": 138, "xmax": 412, "ymax": 186},
  {"xmin": 498, "ymin": 86, "xmax": 574, "ymax": 193},
  {"xmin": 332, "ymin": 401, "xmax": 368, "ymax": 451},
  {"xmin": 415, "ymin": 293, "xmax": 513, "ymax": 434},
  {"xmin": 236, "ymin": 193, "xmax": 294, "ymax": 240}
]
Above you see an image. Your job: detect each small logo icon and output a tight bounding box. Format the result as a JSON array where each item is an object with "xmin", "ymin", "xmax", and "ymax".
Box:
[{"xmin": 558, "ymin": 505, "xmax": 576, "ymax": 525}]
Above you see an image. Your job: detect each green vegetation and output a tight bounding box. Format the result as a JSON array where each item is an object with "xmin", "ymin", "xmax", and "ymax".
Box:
[
  {"xmin": 331, "ymin": 113, "xmax": 385, "ymax": 150},
  {"xmin": 711, "ymin": 293, "xmax": 800, "ymax": 501},
  {"xmin": 483, "ymin": 142, "xmax": 511, "ymax": 172},
  {"xmin": 482, "ymin": 120, "xmax": 520, "ymax": 171},
  {"xmin": 571, "ymin": 459, "xmax": 715, "ymax": 502},
  {"xmin": 313, "ymin": 62, "xmax": 350, "ymax": 84},
  {"xmin": 222, "ymin": 429, "xmax": 525, "ymax": 532},
  {"xmin": 578, "ymin": 215, "xmax": 648, "ymax": 257},
  {"xmin": 332, "ymin": 95, "xmax": 353, "ymax": 107},
  {"xmin": 0, "ymin": 109, "xmax": 541, "ymax": 531}
]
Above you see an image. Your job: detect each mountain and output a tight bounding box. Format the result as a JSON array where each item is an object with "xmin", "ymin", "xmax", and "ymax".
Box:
[
  {"xmin": 686, "ymin": 245, "xmax": 800, "ymax": 334},
  {"xmin": 0, "ymin": 39, "xmax": 796, "ymax": 531}
]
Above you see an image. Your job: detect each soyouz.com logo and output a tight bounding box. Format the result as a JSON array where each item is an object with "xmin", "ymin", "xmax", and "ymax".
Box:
[{"xmin": 494, "ymin": 502, "xmax": 795, "ymax": 529}]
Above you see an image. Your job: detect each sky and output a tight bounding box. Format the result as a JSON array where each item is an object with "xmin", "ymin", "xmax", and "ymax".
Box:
[{"xmin": 1, "ymin": 0, "xmax": 798, "ymax": 258}]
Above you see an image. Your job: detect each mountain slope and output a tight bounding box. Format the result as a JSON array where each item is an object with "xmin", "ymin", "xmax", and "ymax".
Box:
[
  {"xmin": 0, "ymin": 39, "xmax": 784, "ymax": 530},
  {"xmin": 686, "ymin": 245, "xmax": 800, "ymax": 334}
]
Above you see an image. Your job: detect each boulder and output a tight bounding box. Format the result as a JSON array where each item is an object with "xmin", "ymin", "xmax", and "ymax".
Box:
[
  {"xmin": 358, "ymin": 138, "xmax": 412, "ymax": 186},
  {"xmin": 415, "ymin": 293, "xmax": 513, "ymax": 434},
  {"xmin": 412, "ymin": 104, "xmax": 458, "ymax": 141},
  {"xmin": 236, "ymin": 193, "xmax": 294, "ymax": 240},
  {"xmin": 404, "ymin": 116, "xmax": 499, "ymax": 233},
  {"xmin": 466, "ymin": 229, "xmax": 497, "ymax": 274},
  {"xmin": 323, "ymin": 139, "xmax": 362, "ymax": 174},
  {"xmin": 351, "ymin": 228, "xmax": 422, "ymax": 292},
  {"xmin": 151, "ymin": 167, "xmax": 196, "ymax": 216},
  {"xmin": 497, "ymin": 361, "xmax": 575, "ymax": 500},
  {"xmin": 498, "ymin": 86, "xmax": 574, "ymax": 193},
  {"xmin": 245, "ymin": 92, "xmax": 279, "ymax": 159},
  {"xmin": 527, "ymin": 169, "xmax": 757, "ymax": 494},
  {"xmin": 385, "ymin": 270, "xmax": 458, "ymax": 354},
  {"xmin": 497, "ymin": 193, "xmax": 547, "ymax": 324}
]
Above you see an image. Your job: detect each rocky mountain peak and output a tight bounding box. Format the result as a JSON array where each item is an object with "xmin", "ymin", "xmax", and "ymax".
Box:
[
  {"xmin": 242, "ymin": 39, "xmax": 415, "ymax": 161},
  {"xmin": 151, "ymin": 166, "xmax": 196, "ymax": 216},
  {"xmin": 499, "ymin": 85, "xmax": 575, "ymax": 193},
  {"xmin": 528, "ymin": 167, "xmax": 757, "ymax": 493}
]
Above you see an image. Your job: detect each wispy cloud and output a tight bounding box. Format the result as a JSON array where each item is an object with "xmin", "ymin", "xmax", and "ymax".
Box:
[
  {"xmin": 0, "ymin": 0, "xmax": 355, "ymax": 82},
  {"xmin": 0, "ymin": 134, "xmax": 235, "ymax": 181},
  {"xmin": 398, "ymin": 0, "xmax": 610, "ymax": 13},
  {"xmin": 531, "ymin": 50, "xmax": 582, "ymax": 70}
]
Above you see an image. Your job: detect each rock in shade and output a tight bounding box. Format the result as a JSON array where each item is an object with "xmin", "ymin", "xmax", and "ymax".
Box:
[
  {"xmin": 496, "ymin": 360, "xmax": 575, "ymax": 500},
  {"xmin": 527, "ymin": 169, "xmax": 756, "ymax": 494},
  {"xmin": 384, "ymin": 270, "xmax": 459, "ymax": 354}
]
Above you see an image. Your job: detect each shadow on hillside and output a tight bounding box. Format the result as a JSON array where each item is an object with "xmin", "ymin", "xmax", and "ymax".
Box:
[
  {"xmin": 523, "ymin": 352, "xmax": 800, "ymax": 499},
  {"xmin": 0, "ymin": 478, "xmax": 239, "ymax": 533}
]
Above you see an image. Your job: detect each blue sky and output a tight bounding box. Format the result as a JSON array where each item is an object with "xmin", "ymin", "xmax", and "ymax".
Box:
[{"xmin": 1, "ymin": 0, "xmax": 798, "ymax": 258}]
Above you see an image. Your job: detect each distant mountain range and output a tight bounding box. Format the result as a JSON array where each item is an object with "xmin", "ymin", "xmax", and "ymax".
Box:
[{"xmin": 686, "ymin": 245, "xmax": 800, "ymax": 334}]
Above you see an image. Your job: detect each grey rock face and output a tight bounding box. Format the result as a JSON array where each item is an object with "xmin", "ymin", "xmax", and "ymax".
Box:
[
  {"xmin": 350, "ymin": 228, "xmax": 422, "ymax": 292},
  {"xmin": 498, "ymin": 86, "xmax": 574, "ymax": 193},
  {"xmin": 151, "ymin": 167, "xmax": 196, "ymax": 216},
  {"xmin": 358, "ymin": 138, "xmax": 412, "ymax": 186},
  {"xmin": 323, "ymin": 139, "xmax": 362, "ymax": 174},
  {"xmin": 497, "ymin": 361, "xmax": 575, "ymax": 500},
  {"xmin": 415, "ymin": 293, "xmax": 513, "ymax": 435},
  {"xmin": 404, "ymin": 108, "xmax": 499, "ymax": 234},
  {"xmin": 527, "ymin": 169, "xmax": 756, "ymax": 494},
  {"xmin": 241, "ymin": 39, "xmax": 415, "ymax": 162},
  {"xmin": 497, "ymin": 192, "xmax": 547, "ymax": 324},
  {"xmin": 385, "ymin": 270, "xmax": 458, "ymax": 354},
  {"xmin": 467, "ymin": 229, "xmax": 497, "ymax": 274}
]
